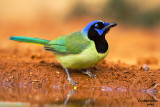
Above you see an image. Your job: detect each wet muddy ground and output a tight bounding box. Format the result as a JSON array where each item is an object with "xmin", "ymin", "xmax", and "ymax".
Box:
[
  {"xmin": 0, "ymin": 19, "xmax": 160, "ymax": 106},
  {"xmin": 0, "ymin": 57, "xmax": 160, "ymax": 90}
]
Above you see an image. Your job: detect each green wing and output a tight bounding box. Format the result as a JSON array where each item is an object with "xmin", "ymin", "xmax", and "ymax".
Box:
[{"xmin": 44, "ymin": 31, "xmax": 90, "ymax": 54}]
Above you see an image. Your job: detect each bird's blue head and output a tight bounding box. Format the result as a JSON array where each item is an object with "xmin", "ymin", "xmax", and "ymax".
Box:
[
  {"xmin": 82, "ymin": 20, "xmax": 117, "ymax": 53},
  {"xmin": 83, "ymin": 20, "xmax": 117, "ymax": 39}
]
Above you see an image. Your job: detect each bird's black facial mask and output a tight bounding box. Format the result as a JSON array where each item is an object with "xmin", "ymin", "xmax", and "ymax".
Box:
[{"xmin": 88, "ymin": 21, "xmax": 117, "ymax": 53}]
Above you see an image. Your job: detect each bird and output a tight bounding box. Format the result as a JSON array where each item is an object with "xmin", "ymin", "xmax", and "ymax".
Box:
[{"xmin": 10, "ymin": 20, "xmax": 117, "ymax": 86}]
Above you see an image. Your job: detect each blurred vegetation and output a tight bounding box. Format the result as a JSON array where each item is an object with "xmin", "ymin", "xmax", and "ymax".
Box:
[
  {"xmin": 104, "ymin": 0, "xmax": 160, "ymax": 27},
  {"xmin": 70, "ymin": 0, "xmax": 160, "ymax": 27},
  {"xmin": 71, "ymin": 2, "xmax": 89, "ymax": 16},
  {"xmin": 103, "ymin": 0, "xmax": 136, "ymax": 23},
  {"xmin": 136, "ymin": 8, "xmax": 160, "ymax": 27}
]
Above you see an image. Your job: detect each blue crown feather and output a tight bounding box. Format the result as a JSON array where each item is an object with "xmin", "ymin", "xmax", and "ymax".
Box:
[
  {"xmin": 82, "ymin": 20, "xmax": 109, "ymax": 36},
  {"xmin": 82, "ymin": 20, "xmax": 102, "ymax": 35}
]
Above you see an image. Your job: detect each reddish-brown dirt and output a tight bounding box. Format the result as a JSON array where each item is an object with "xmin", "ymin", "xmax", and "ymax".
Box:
[{"xmin": 0, "ymin": 57, "xmax": 160, "ymax": 90}]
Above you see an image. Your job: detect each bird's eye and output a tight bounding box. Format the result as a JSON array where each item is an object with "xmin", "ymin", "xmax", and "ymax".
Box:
[
  {"xmin": 94, "ymin": 22, "xmax": 104, "ymax": 29},
  {"xmin": 95, "ymin": 24, "xmax": 100, "ymax": 29}
]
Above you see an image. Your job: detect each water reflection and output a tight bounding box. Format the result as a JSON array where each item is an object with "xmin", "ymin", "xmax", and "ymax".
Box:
[{"xmin": 0, "ymin": 86, "xmax": 159, "ymax": 107}]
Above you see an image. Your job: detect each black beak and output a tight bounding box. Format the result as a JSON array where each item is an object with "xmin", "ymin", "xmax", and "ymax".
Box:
[{"xmin": 104, "ymin": 22, "xmax": 117, "ymax": 29}]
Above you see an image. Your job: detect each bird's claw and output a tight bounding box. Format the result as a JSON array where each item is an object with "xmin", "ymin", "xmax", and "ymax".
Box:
[
  {"xmin": 82, "ymin": 70, "xmax": 97, "ymax": 78},
  {"xmin": 67, "ymin": 78, "xmax": 78, "ymax": 86},
  {"xmin": 89, "ymin": 73, "xmax": 96, "ymax": 78}
]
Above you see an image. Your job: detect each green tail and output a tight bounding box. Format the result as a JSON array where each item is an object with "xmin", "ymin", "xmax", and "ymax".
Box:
[{"xmin": 10, "ymin": 36, "xmax": 50, "ymax": 45}]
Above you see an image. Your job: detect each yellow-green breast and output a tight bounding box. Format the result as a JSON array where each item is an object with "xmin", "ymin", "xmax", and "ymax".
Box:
[{"xmin": 55, "ymin": 41, "xmax": 109, "ymax": 69}]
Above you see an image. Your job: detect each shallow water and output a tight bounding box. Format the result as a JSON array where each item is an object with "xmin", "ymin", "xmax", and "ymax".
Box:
[{"xmin": 0, "ymin": 85, "xmax": 159, "ymax": 107}]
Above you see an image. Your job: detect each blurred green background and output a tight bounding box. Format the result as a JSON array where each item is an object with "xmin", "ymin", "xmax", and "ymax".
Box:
[{"xmin": 0, "ymin": 0, "xmax": 160, "ymax": 27}]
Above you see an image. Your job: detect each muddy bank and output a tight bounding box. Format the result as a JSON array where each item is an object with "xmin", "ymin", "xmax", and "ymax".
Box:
[{"xmin": 0, "ymin": 57, "xmax": 159, "ymax": 91}]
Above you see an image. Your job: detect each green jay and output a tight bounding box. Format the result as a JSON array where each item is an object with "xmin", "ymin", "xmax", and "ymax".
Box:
[{"xmin": 10, "ymin": 20, "xmax": 117, "ymax": 86}]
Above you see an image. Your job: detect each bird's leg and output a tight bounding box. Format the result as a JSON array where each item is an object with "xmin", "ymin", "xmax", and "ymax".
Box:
[
  {"xmin": 64, "ymin": 68, "xmax": 77, "ymax": 86},
  {"xmin": 82, "ymin": 69, "xmax": 96, "ymax": 78}
]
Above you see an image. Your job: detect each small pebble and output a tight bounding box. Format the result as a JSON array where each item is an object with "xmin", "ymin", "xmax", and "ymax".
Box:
[{"xmin": 144, "ymin": 64, "xmax": 149, "ymax": 71}]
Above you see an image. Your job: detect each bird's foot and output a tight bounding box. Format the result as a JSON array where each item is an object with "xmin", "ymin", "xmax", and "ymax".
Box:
[
  {"xmin": 67, "ymin": 77, "xmax": 77, "ymax": 86},
  {"xmin": 65, "ymin": 68, "xmax": 78, "ymax": 86},
  {"xmin": 82, "ymin": 69, "xmax": 96, "ymax": 78}
]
